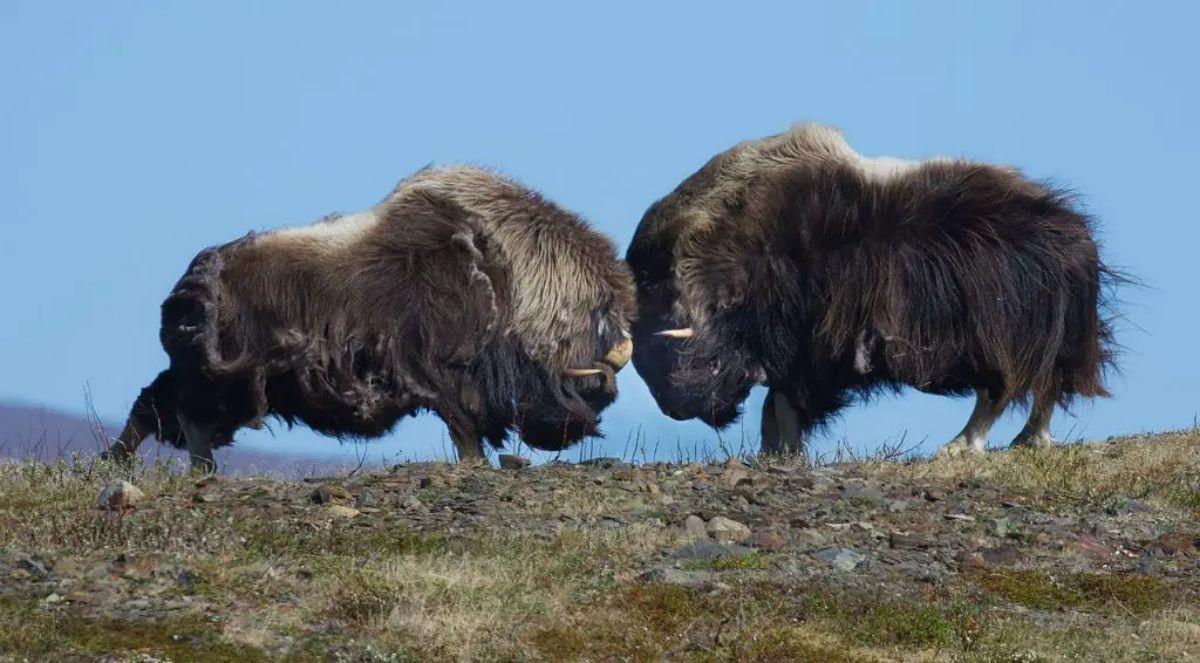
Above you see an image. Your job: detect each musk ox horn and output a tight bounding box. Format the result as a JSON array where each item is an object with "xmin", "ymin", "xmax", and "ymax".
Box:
[
  {"xmin": 604, "ymin": 337, "xmax": 633, "ymax": 370},
  {"xmin": 655, "ymin": 328, "xmax": 695, "ymax": 339},
  {"xmin": 564, "ymin": 367, "xmax": 605, "ymax": 377}
]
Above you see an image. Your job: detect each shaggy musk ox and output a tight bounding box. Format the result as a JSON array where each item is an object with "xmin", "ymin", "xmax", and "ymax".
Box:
[
  {"xmin": 627, "ymin": 125, "xmax": 1116, "ymax": 456},
  {"xmin": 106, "ymin": 166, "xmax": 636, "ymax": 471}
]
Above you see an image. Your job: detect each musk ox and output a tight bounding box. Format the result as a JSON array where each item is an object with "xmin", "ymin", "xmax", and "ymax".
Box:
[
  {"xmin": 106, "ymin": 166, "xmax": 636, "ymax": 471},
  {"xmin": 627, "ymin": 124, "xmax": 1115, "ymax": 456}
]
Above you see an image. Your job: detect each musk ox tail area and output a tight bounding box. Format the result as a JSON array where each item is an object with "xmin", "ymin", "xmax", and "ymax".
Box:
[{"xmin": 810, "ymin": 165, "xmax": 1119, "ymax": 414}]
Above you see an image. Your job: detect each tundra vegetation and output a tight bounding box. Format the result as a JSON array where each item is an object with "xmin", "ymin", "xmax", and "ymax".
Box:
[{"xmin": 0, "ymin": 429, "xmax": 1197, "ymax": 661}]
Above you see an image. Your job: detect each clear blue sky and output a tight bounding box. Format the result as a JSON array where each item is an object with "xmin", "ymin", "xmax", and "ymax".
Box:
[{"xmin": 2, "ymin": 2, "xmax": 1196, "ymax": 464}]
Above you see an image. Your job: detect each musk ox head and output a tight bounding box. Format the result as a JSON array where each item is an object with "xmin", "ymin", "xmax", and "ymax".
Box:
[
  {"xmin": 509, "ymin": 314, "xmax": 635, "ymax": 450},
  {"xmin": 625, "ymin": 199, "xmax": 769, "ymax": 430},
  {"xmin": 391, "ymin": 167, "xmax": 639, "ymax": 451},
  {"xmin": 625, "ymin": 135, "xmax": 815, "ymax": 429}
]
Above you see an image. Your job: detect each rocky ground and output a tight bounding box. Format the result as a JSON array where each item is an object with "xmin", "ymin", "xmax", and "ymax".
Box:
[{"xmin": 0, "ymin": 430, "xmax": 1198, "ymax": 661}]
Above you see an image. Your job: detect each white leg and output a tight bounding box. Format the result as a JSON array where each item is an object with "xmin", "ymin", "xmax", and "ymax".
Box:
[
  {"xmin": 938, "ymin": 389, "xmax": 1003, "ymax": 457},
  {"xmin": 1010, "ymin": 400, "xmax": 1057, "ymax": 448},
  {"xmin": 177, "ymin": 413, "xmax": 217, "ymax": 474}
]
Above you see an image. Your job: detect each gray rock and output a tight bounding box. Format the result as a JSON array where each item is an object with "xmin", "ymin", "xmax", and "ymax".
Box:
[
  {"xmin": 889, "ymin": 532, "xmax": 936, "ymax": 549},
  {"xmin": 15, "ymin": 553, "xmax": 50, "ymax": 577},
  {"xmin": 668, "ymin": 538, "xmax": 756, "ymax": 562},
  {"xmin": 124, "ymin": 598, "xmax": 152, "ymax": 611},
  {"xmin": 639, "ymin": 567, "xmax": 715, "ymax": 586},
  {"xmin": 97, "ymin": 480, "xmax": 146, "ymax": 510},
  {"xmin": 326, "ymin": 505, "xmax": 360, "ymax": 519},
  {"xmin": 810, "ymin": 475, "xmax": 838, "ymax": 491},
  {"xmin": 721, "ymin": 467, "xmax": 750, "ymax": 489},
  {"xmin": 706, "ymin": 516, "xmax": 752, "ymax": 543},
  {"xmin": 841, "ymin": 479, "xmax": 884, "ymax": 503},
  {"xmin": 793, "ymin": 528, "xmax": 828, "ymax": 550},
  {"xmin": 813, "ymin": 547, "xmax": 867, "ymax": 572},
  {"xmin": 896, "ymin": 560, "xmax": 945, "ymax": 583},
  {"xmin": 498, "ymin": 454, "xmax": 532, "ymax": 470},
  {"xmin": 1124, "ymin": 498, "xmax": 1154, "ymax": 512},
  {"xmin": 681, "ymin": 514, "xmax": 708, "ymax": 541},
  {"xmin": 311, "ymin": 483, "xmax": 351, "ymax": 504},
  {"xmin": 981, "ymin": 544, "xmax": 1024, "ymax": 567}
]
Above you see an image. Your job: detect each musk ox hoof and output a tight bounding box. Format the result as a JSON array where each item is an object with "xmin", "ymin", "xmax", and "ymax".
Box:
[
  {"xmin": 100, "ymin": 446, "xmax": 133, "ymax": 465},
  {"xmin": 936, "ymin": 438, "xmax": 987, "ymax": 459},
  {"xmin": 456, "ymin": 455, "xmax": 491, "ymax": 469},
  {"xmin": 1009, "ymin": 433, "xmax": 1058, "ymax": 449}
]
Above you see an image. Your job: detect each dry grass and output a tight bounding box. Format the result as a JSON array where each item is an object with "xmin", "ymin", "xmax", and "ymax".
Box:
[
  {"xmin": 0, "ymin": 433, "xmax": 1198, "ymax": 660},
  {"xmin": 314, "ymin": 524, "xmax": 672, "ymax": 659},
  {"xmin": 861, "ymin": 428, "xmax": 1200, "ymax": 511}
]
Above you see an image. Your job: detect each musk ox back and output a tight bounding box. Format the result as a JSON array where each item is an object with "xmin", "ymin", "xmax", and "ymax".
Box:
[
  {"xmin": 108, "ymin": 166, "xmax": 636, "ymax": 470},
  {"xmin": 627, "ymin": 124, "xmax": 1115, "ymax": 456}
]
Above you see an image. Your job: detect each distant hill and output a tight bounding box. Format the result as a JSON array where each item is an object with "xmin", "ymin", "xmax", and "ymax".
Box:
[
  {"xmin": 0, "ymin": 401, "xmax": 370, "ymax": 475},
  {"xmin": 0, "ymin": 402, "xmax": 112, "ymax": 459}
]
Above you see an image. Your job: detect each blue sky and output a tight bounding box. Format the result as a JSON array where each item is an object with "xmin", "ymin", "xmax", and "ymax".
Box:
[{"xmin": 2, "ymin": 2, "xmax": 1196, "ymax": 464}]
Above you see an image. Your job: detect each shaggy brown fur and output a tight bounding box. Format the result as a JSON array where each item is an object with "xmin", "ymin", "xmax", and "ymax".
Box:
[
  {"xmin": 627, "ymin": 125, "xmax": 1116, "ymax": 454},
  {"xmin": 108, "ymin": 166, "xmax": 636, "ymax": 469}
]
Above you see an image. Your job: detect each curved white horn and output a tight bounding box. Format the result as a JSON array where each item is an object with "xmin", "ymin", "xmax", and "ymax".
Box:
[
  {"xmin": 604, "ymin": 338, "xmax": 633, "ymax": 370},
  {"xmin": 564, "ymin": 367, "xmax": 605, "ymax": 378},
  {"xmin": 655, "ymin": 328, "xmax": 695, "ymax": 339}
]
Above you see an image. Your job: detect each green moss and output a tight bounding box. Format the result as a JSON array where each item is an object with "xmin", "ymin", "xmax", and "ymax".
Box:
[
  {"xmin": 976, "ymin": 570, "xmax": 1167, "ymax": 614},
  {"xmin": 325, "ymin": 568, "xmax": 398, "ymax": 625},
  {"xmin": 625, "ymin": 582, "xmax": 705, "ymax": 632},
  {"xmin": 0, "ymin": 596, "xmax": 265, "ymax": 661},
  {"xmin": 680, "ymin": 551, "xmax": 773, "ymax": 571},
  {"xmin": 852, "ymin": 602, "xmax": 959, "ymax": 648},
  {"xmin": 795, "ymin": 588, "xmax": 978, "ymax": 650},
  {"xmin": 1166, "ymin": 486, "xmax": 1200, "ymax": 514}
]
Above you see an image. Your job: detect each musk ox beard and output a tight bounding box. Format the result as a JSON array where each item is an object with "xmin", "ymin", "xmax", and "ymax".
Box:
[
  {"xmin": 627, "ymin": 124, "xmax": 1117, "ymax": 456},
  {"xmin": 107, "ymin": 166, "xmax": 636, "ymax": 471}
]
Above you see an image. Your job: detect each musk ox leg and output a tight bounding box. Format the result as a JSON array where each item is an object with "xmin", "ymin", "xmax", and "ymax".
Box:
[
  {"xmin": 938, "ymin": 389, "xmax": 1004, "ymax": 457},
  {"xmin": 1010, "ymin": 399, "xmax": 1057, "ymax": 448},
  {"xmin": 177, "ymin": 413, "xmax": 218, "ymax": 474},
  {"xmin": 104, "ymin": 421, "xmax": 146, "ymax": 465},
  {"xmin": 103, "ymin": 371, "xmax": 180, "ymax": 465},
  {"xmin": 760, "ymin": 389, "xmax": 807, "ymax": 455},
  {"xmin": 447, "ymin": 421, "xmax": 488, "ymax": 465}
]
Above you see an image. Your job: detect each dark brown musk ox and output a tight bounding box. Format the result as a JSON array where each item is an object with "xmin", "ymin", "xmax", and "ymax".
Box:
[
  {"xmin": 105, "ymin": 166, "xmax": 636, "ymax": 471},
  {"xmin": 626, "ymin": 124, "xmax": 1117, "ymax": 457}
]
